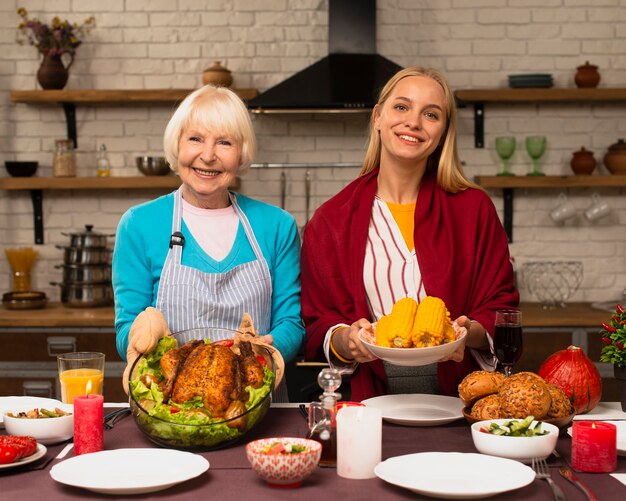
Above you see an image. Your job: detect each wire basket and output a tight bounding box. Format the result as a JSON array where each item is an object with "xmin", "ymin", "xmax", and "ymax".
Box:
[{"xmin": 522, "ymin": 261, "xmax": 583, "ymax": 309}]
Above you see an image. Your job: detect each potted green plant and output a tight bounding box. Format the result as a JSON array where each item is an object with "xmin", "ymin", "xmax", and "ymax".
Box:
[
  {"xmin": 599, "ymin": 303, "xmax": 626, "ymax": 410},
  {"xmin": 16, "ymin": 7, "xmax": 95, "ymax": 90}
]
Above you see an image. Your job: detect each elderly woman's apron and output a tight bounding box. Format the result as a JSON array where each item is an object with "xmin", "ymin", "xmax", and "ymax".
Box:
[{"xmin": 156, "ymin": 188, "xmax": 288, "ymax": 401}]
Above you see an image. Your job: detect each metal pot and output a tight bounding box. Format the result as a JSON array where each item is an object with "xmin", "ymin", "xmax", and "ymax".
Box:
[
  {"xmin": 55, "ymin": 264, "xmax": 112, "ymax": 284},
  {"xmin": 61, "ymin": 225, "xmax": 114, "ymax": 248},
  {"xmin": 56, "ymin": 245, "xmax": 111, "ymax": 265},
  {"xmin": 50, "ymin": 282, "xmax": 113, "ymax": 308}
]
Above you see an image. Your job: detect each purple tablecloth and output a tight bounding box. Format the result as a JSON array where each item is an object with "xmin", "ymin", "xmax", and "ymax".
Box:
[{"xmin": 2, "ymin": 407, "xmax": 625, "ymax": 500}]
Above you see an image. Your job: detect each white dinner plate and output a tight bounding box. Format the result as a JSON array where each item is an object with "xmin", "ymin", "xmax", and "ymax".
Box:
[
  {"xmin": 0, "ymin": 396, "xmax": 71, "ymax": 427},
  {"xmin": 568, "ymin": 421, "xmax": 626, "ymax": 457},
  {"xmin": 375, "ymin": 452, "xmax": 535, "ymax": 499},
  {"xmin": 0, "ymin": 443, "xmax": 47, "ymax": 470},
  {"xmin": 50, "ymin": 448, "xmax": 210, "ymax": 495},
  {"xmin": 359, "ymin": 323, "xmax": 466, "ymax": 366},
  {"xmin": 362, "ymin": 394, "xmax": 464, "ymax": 426}
]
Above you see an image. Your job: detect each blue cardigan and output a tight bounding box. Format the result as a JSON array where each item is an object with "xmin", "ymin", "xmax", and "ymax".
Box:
[{"xmin": 112, "ymin": 191, "xmax": 304, "ymax": 363}]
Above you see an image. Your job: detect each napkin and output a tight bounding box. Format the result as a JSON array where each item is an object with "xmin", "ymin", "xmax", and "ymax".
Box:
[
  {"xmin": 610, "ymin": 473, "xmax": 626, "ymax": 486},
  {"xmin": 573, "ymin": 402, "xmax": 626, "ymax": 421}
]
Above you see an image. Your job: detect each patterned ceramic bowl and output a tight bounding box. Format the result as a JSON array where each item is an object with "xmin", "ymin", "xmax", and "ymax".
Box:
[{"xmin": 245, "ymin": 437, "xmax": 322, "ymax": 488}]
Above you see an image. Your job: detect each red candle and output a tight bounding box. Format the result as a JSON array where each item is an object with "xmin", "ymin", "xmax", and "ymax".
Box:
[
  {"xmin": 572, "ymin": 421, "xmax": 617, "ymax": 472},
  {"xmin": 74, "ymin": 393, "xmax": 104, "ymax": 455}
]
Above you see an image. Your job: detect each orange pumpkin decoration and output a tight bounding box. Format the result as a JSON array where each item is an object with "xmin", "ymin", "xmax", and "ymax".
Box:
[{"xmin": 538, "ymin": 345, "xmax": 602, "ymax": 414}]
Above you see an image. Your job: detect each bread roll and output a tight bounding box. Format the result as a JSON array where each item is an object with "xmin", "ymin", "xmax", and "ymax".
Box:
[
  {"xmin": 470, "ymin": 394, "xmax": 501, "ymax": 420},
  {"xmin": 498, "ymin": 372, "xmax": 551, "ymax": 419},
  {"xmin": 546, "ymin": 383, "xmax": 574, "ymax": 418},
  {"xmin": 458, "ymin": 370, "xmax": 505, "ymax": 407}
]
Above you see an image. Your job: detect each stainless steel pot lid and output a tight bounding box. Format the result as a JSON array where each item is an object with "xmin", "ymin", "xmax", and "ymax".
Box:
[{"xmin": 61, "ymin": 224, "xmax": 114, "ymax": 239}]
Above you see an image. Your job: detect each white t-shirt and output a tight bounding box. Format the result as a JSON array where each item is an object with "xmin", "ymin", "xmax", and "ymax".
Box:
[{"xmin": 182, "ymin": 198, "xmax": 238, "ymax": 262}]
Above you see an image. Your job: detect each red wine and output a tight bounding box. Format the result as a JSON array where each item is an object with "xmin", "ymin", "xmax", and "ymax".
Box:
[{"xmin": 494, "ymin": 325, "xmax": 523, "ymax": 365}]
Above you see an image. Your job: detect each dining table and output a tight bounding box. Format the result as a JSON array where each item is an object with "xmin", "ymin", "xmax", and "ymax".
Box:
[{"xmin": 1, "ymin": 403, "xmax": 625, "ymax": 500}]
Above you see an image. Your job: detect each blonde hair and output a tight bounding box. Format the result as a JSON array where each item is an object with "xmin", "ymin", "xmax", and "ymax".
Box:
[
  {"xmin": 163, "ymin": 85, "xmax": 257, "ymax": 173},
  {"xmin": 361, "ymin": 66, "xmax": 477, "ymax": 193}
]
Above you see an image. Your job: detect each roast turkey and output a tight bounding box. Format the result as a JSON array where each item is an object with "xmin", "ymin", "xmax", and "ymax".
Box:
[{"xmin": 159, "ymin": 339, "xmax": 265, "ymax": 419}]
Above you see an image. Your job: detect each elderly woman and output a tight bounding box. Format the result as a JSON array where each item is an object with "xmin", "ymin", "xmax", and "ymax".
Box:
[
  {"xmin": 113, "ymin": 85, "xmax": 304, "ymax": 396},
  {"xmin": 301, "ymin": 66, "xmax": 518, "ymax": 401}
]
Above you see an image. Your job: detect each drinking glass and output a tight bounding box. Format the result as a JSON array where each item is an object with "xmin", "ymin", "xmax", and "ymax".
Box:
[
  {"xmin": 495, "ymin": 136, "xmax": 516, "ymax": 176},
  {"xmin": 493, "ymin": 310, "xmax": 523, "ymax": 377},
  {"xmin": 57, "ymin": 352, "xmax": 105, "ymax": 403},
  {"xmin": 525, "ymin": 136, "xmax": 547, "ymax": 176}
]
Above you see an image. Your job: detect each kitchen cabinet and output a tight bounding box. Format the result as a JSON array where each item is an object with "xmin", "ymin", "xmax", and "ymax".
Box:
[
  {"xmin": 454, "ymin": 87, "xmax": 626, "ymax": 148},
  {"xmin": 474, "ymin": 175, "xmax": 626, "ymax": 242},
  {"xmin": 0, "ymin": 303, "xmax": 125, "ymax": 401}
]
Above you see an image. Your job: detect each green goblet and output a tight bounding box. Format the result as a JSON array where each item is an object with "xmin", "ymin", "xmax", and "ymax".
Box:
[
  {"xmin": 495, "ymin": 136, "xmax": 516, "ymax": 176},
  {"xmin": 526, "ymin": 136, "xmax": 547, "ymax": 176}
]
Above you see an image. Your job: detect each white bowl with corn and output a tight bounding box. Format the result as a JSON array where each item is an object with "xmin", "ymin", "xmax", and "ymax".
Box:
[{"xmin": 358, "ymin": 296, "xmax": 467, "ymax": 366}]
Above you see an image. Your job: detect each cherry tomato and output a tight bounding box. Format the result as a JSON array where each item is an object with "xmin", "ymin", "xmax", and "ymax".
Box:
[{"xmin": 170, "ymin": 408, "xmax": 180, "ymax": 414}]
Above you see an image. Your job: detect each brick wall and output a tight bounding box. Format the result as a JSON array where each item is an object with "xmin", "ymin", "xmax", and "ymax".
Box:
[{"xmin": 1, "ymin": 0, "xmax": 625, "ymax": 304}]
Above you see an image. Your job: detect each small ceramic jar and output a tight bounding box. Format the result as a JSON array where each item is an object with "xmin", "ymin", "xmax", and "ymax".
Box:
[
  {"xmin": 570, "ymin": 147, "xmax": 596, "ymax": 175},
  {"xmin": 575, "ymin": 61, "xmax": 600, "ymax": 88},
  {"xmin": 202, "ymin": 61, "xmax": 233, "ymax": 87},
  {"xmin": 603, "ymin": 139, "xmax": 626, "ymax": 175}
]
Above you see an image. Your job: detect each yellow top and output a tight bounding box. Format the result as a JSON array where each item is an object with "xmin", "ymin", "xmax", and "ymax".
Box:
[{"xmin": 386, "ymin": 201, "xmax": 416, "ymax": 251}]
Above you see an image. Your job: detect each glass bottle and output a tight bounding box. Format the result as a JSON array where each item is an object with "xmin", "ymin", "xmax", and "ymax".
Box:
[
  {"xmin": 96, "ymin": 144, "xmax": 111, "ymax": 177},
  {"xmin": 53, "ymin": 139, "xmax": 76, "ymax": 177},
  {"xmin": 307, "ymin": 368, "xmax": 341, "ymax": 467}
]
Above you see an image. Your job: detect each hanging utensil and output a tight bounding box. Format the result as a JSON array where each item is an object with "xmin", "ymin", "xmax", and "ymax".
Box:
[{"xmin": 280, "ymin": 170, "xmax": 287, "ymax": 209}]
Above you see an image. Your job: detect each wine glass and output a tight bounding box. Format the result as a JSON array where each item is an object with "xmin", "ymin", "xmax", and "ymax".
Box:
[
  {"xmin": 493, "ymin": 309, "xmax": 523, "ymax": 377},
  {"xmin": 525, "ymin": 136, "xmax": 547, "ymax": 176},
  {"xmin": 495, "ymin": 136, "xmax": 516, "ymax": 176}
]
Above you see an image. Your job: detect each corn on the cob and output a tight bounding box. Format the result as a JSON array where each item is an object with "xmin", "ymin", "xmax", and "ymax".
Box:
[
  {"xmin": 388, "ymin": 297, "xmax": 418, "ymax": 348},
  {"xmin": 411, "ymin": 296, "xmax": 452, "ymax": 348},
  {"xmin": 375, "ymin": 314, "xmax": 392, "ymax": 347}
]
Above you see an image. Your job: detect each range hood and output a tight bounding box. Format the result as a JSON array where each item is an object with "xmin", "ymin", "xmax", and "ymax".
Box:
[{"xmin": 248, "ymin": 0, "xmax": 402, "ymax": 114}]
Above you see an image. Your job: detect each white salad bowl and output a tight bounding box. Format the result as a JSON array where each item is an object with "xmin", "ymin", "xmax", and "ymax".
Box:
[{"xmin": 471, "ymin": 418, "xmax": 559, "ymax": 463}]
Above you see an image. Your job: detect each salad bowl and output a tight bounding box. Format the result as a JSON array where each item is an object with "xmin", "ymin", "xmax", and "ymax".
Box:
[{"xmin": 128, "ymin": 328, "xmax": 275, "ymax": 451}]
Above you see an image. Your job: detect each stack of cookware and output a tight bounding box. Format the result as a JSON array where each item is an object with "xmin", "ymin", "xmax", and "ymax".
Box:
[{"xmin": 52, "ymin": 225, "xmax": 114, "ymax": 308}]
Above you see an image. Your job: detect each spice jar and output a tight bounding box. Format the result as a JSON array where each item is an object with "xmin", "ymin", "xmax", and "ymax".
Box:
[{"xmin": 53, "ymin": 139, "xmax": 76, "ymax": 177}]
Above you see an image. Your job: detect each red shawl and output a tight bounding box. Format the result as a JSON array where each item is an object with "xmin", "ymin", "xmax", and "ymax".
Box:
[{"xmin": 300, "ymin": 168, "xmax": 519, "ymax": 401}]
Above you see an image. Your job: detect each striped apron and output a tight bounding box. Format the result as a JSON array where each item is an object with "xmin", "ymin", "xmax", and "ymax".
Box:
[{"xmin": 156, "ymin": 188, "xmax": 288, "ymax": 400}]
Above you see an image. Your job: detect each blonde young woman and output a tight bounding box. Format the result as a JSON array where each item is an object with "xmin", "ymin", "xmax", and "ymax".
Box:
[
  {"xmin": 113, "ymin": 85, "xmax": 304, "ymax": 398},
  {"xmin": 301, "ymin": 67, "xmax": 518, "ymax": 401}
]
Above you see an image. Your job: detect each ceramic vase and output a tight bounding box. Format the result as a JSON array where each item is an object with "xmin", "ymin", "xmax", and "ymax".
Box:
[
  {"xmin": 615, "ymin": 366, "xmax": 626, "ymax": 412},
  {"xmin": 37, "ymin": 52, "xmax": 73, "ymax": 90},
  {"xmin": 570, "ymin": 147, "xmax": 596, "ymax": 175}
]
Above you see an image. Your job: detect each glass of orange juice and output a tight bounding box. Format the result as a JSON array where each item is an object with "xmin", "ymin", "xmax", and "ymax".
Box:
[{"xmin": 57, "ymin": 352, "xmax": 105, "ymax": 404}]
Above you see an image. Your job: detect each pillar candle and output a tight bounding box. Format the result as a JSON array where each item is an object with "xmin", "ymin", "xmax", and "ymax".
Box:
[
  {"xmin": 336, "ymin": 406, "xmax": 382, "ymax": 479},
  {"xmin": 74, "ymin": 393, "xmax": 104, "ymax": 455},
  {"xmin": 572, "ymin": 421, "xmax": 617, "ymax": 473}
]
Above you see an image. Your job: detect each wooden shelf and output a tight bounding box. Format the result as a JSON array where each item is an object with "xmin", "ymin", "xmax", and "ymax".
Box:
[
  {"xmin": 474, "ymin": 175, "xmax": 626, "ymax": 243},
  {"xmin": 10, "ymin": 88, "xmax": 259, "ymax": 149},
  {"xmin": 453, "ymin": 87, "xmax": 626, "ymax": 148},
  {"xmin": 476, "ymin": 175, "xmax": 626, "ymax": 189},
  {"xmin": 0, "ymin": 176, "xmax": 181, "ymax": 191},
  {"xmin": 0, "ymin": 176, "xmax": 182, "ymax": 245},
  {"xmin": 455, "ymin": 87, "xmax": 626, "ymax": 104},
  {"xmin": 10, "ymin": 88, "xmax": 259, "ymax": 104}
]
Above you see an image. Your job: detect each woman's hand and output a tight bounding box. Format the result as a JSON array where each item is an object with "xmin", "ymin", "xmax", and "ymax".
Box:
[
  {"xmin": 455, "ymin": 315, "xmax": 489, "ymax": 350},
  {"xmin": 332, "ymin": 319, "xmax": 377, "ymax": 363}
]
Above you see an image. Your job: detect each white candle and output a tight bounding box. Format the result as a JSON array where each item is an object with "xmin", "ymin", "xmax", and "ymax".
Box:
[{"xmin": 336, "ymin": 405, "xmax": 382, "ymax": 479}]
